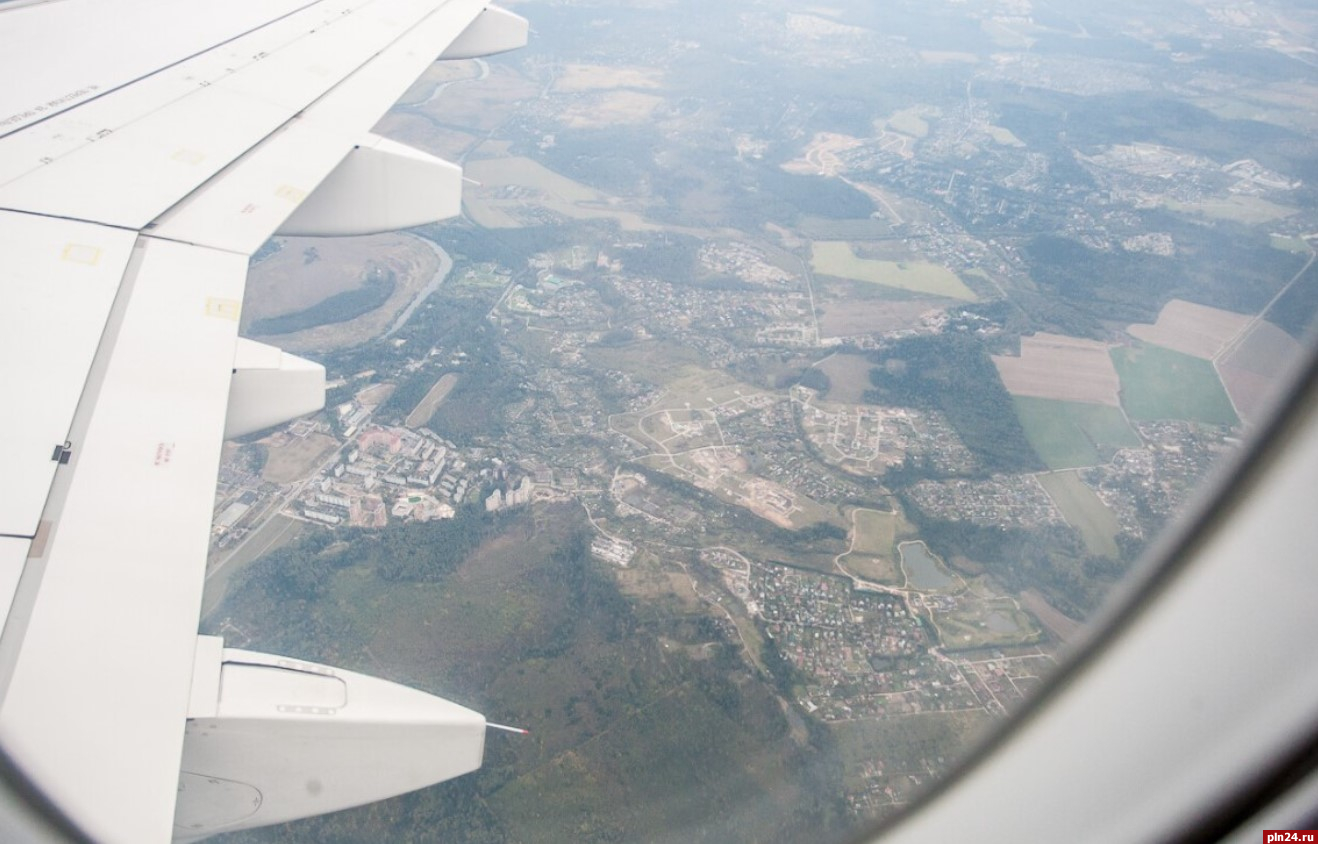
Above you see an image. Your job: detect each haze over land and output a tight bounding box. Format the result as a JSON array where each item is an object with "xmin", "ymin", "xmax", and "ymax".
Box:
[{"xmin": 207, "ymin": 0, "xmax": 1318, "ymax": 841}]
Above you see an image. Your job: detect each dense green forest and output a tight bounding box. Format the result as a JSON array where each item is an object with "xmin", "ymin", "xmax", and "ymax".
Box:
[
  {"xmin": 1266, "ymin": 257, "xmax": 1318, "ymax": 340},
  {"xmin": 1024, "ymin": 230, "xmax": 1304, "ymax": 334},
  {"xmin": 865, "ymin": 334, "xmax": 1043, "ymax": 475},
  {"xmin": 899, "ymin": 503, "xmax": 1115, "ymax": 620},
  {"xmin": 209, "ymin": 506, "xmax": 847, "ymax": 844}
]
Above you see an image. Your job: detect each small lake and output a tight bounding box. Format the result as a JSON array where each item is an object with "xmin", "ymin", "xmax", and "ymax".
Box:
[{"xmin": 898, "ymin": 541, "xmax": 956, "ymax": 591}]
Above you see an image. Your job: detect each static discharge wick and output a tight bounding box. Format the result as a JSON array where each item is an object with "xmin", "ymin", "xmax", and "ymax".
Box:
[{"xmin": 487, "ymin": 722, "xmax": 530, "ymax": 735}]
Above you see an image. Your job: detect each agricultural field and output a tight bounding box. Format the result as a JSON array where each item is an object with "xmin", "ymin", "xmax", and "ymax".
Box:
[
  {"xmin": 830, "ymin": 710, "xmax": 993, "ymax": 801},
  {"xmin": 1217, "ymin": 320, "xmax": 1303, "ymax": 424},
  {"xmin": 557, "ymin": 89, "xmax": 666, "ymax": 129},
  {"xmin": 463, "ymin": 156, "xmax": 666, "ymax": 232},
  {"xmin": 553, "ymin": 63, "xmax": 663, "ymax": 92},
  {"xmin": 583, "ymin": 339, "xmax": 707, "ymax": 385},
  {"xmin": 816, "ymin": 296, "xmax": 943, "ymax": 340},
  {"xmin": 1164, "ymin": 195, "xmax": 1297, "ymax": 224},
  {"xmin": 885, "ymin": 107, "xmax": 930, "ymax": 138},
  {"xmin": 406, "ymin": 373, "xmax": 460, "ymax": 429},
  {"xmin": 1271, "ymin": 234, "xmax": 1314, "ymax": 255},
  {"xmin": 984, "ymin": 124, "xmax": 1025, "ymax": 146},
  {"xmin": 815, "ymin": 353, "xmax": 878, "ymax": 404},
  {"xmin": 839, "ymin": 508, "xmax": 901, "ymax": 584},
  {"xmin": 1111, "ymin": 343, "xmax": 1239, "ymax": 426},
  {"xmin": 993, "ymin": 333, "xmax": 1122, "ymax": 406},
  {"xmin": 810, "ymin": 241, "xmax": 976, "ymax": 300},
  {"xmin": 1126, "ymin": 299, "xmax": 1251, "ymax": 360},
  {"xmin": 1037, "ymin": 470, "xmax": 1121, "ymax": 558},
  {"xmin": 1012, "ymin": 396, "xmax": 1140, "ymax": 470},
  {"xmin": 796, "ymin": 215, "xmax": 892, "ymax": 241}
]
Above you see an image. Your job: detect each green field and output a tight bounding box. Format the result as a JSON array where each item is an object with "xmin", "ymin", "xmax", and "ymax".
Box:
[
  {"xmin": 841, "ymin": 508, "xmax": 900, "ymax": 584},
  {"xmin": 1271, "ymin": 234, "xmax": 1313, "ymax": 254},
  {"xmin": 1037, "ymin": 470, "xmax": 1121, "ymax": 558},
  {"xmin": 852, "ymin": 508, "xmax": 897, "ymax": 556},
  {"xmin": 1012, "ymin": 396, "xmax": 1141, "ymax": 469},
  {"xmin": 810, "ymin": 241, "xmax": 977, "ymax": 300},
  {"xmin": 1164, "ymin": 195, "xmax": 1296, "ymax": 225},
  {"xmin": 933, "ymin": 597, "xmax": 1043, "ymax": 650},
  {"xmin": 582, "ymin": 339, "xmax": 706, "ymax": 385},
  {"xmin": 1111, "ymin": 343, "xmax": 1239, "ymax": 425}
]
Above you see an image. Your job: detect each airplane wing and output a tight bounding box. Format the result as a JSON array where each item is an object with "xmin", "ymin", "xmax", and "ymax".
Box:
[{"xmin": 0, "ymin": 1, "xmax": 526, "ymax": 841}]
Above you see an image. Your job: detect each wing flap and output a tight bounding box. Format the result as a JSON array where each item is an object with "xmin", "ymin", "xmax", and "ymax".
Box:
[
  {"xmin": 0, "ymin": 540, "xmax": 28, "ymax": 640},
  {"xmin": 0, "ymin": 238, "xmax": 247, "ymax": 844},
  {"xmin": 0, "ymin": 213, "xmax": 137, "ymax": 537}
]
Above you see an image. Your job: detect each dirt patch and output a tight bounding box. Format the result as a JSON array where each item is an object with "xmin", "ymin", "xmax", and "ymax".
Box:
[
  {"xmin": 554, "ymin": 64, "xmax": 663, "ymax": 92},
  {"xmin": 464, "ymin": 155, "xmax": 666, "ymax": 232},
  {"xmin": 1020, "ymin": 589, "xmax": 1081, "ymax": 644},
  {"xmin": 260, "ymin": 432, "xmax": 339, "ymax": 485},
  {"xmin": 781, "ymin": 132, "xmax": 864, "ymax": 177},
  {"xmin": 1126, "ymin": 299, "xmax": 1251, "ymax": 360},
  {"xmin": 816, "ymin": 353, "xmax": 876, "ymax": 403},
  {"xmin": 406, "ymin": 373, "xmax": 460, "ymax": 429},
  {"xmin": 557, "ymin": 91, "xmax": 664, "ymax": 128},
  {"xmin": 817, "ymin": 297, "xmax": 942, "ymax": 338},
  {"xmin": 356, "ymin": 383, "xmax": 396, "ymax": 409},
  {"xmin": 993, "ymin": 333, "xmax": 1121, "ymax": 406}
]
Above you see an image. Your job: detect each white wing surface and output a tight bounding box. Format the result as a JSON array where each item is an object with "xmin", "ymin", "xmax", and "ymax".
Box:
[{"xmin": 0, "ymin": 1, "xmax": 526, "ymax": 841}]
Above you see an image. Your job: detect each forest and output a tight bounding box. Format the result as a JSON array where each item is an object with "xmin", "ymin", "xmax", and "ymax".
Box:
[
  {"xmin": 865, "ymin": 333, "xmax": 1043, "ymax": 475},
  {"xmin": 249, "ymin": 268, "xmax": 396, "ymax": 336}
]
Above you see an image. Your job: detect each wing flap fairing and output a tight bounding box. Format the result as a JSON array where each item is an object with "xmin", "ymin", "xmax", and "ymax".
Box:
[
  {"xmin": 438, "ymin": 5, "xmax": 529, "ymax": 60},
  {"xmin": 276, "ymin": 134, "xmax": 463, "ymax": 236},
  {"xmin": 175, "ymin": 642, "xmax": 485, "ymax": 839},
  {"xmin": 225, "ymin": 339, "xmax": 325, "ymax": 439}
]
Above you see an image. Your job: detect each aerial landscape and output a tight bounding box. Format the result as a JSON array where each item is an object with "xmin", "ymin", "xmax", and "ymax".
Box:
[{"xmin": 206, "ymin": 0, "xmax": 1318, "ymax": 840}]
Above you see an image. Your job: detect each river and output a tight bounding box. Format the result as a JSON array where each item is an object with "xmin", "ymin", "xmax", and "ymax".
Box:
[{"xmin": 383, "ymin": 236, "xmax": 454, "ymax": 339}]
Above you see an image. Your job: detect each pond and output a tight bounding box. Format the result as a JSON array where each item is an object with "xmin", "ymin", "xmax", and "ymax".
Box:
[{"xmin": 898, "ymin": 541, "xmax": 957, "ymax": 591}]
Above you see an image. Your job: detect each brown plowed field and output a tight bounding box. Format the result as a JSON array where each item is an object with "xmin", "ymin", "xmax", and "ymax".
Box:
[
  {"xmin": 1126, "ymin": 299, "xmax": 1251, "ymax": 359},
  {"xmin": 993, "ymin": 333, "xmax": 1121, "ymax": 406},
  {"xmin": 1217, "ymin": 319, "xmax": 1302, "ymax": 423}
]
